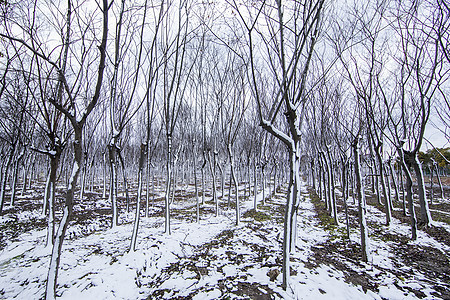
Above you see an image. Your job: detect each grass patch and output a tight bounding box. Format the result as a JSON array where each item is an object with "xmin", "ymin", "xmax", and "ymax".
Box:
[{"xmin": 243, "ymin": 209, "xmax": 271, "ymax": 222}]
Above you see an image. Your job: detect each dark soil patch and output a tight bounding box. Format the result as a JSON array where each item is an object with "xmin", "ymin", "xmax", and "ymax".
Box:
[{"xmin": 0, "ymin": 216, "xmax": 47, "ymax": 250}]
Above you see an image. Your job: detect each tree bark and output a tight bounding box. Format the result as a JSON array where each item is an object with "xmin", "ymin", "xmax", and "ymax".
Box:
[
  {"xmin": 400, "ymin": 149, "xmax": 417, "ymax": 240},
  {"xmin": 375, "ymin": 143, "xmax": 391, "ymax": 225},
  {"xmin": 411, "ymin": 152, "xmax": 432, "ymax": 226},
  {"xmin": 130, "ymin": 143, "xmax": 147, "ymax": 252},
  {"xmin": 0, "ymin": 146, "xmax": 14, "ymax": 214},
  {"xmin": 353, "ymin": 137, "xmax": 370, "ymax": 262}
]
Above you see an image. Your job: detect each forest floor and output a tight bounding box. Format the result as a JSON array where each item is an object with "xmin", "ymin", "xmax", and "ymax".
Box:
[{"xmin": 0, "ymin": 178, "xmax": 449, "ymax": 299}]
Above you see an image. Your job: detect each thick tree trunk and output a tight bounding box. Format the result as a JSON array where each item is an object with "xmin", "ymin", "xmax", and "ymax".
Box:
[
  {"xmin": 411, "ymin": 153, "xmax": 432, "ymax": 226},
  {"xmin": 400, "ymin": 150, "xmax": 417, "ymax": 240},
  {"xmin": 45, "ymin": 127, "xmax": 83, "ymax": 299}
]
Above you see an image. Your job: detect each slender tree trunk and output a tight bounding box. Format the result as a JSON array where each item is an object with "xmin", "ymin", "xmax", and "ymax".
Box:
[
  {"xmin": 118, "ymin": 151, "xmax": 130, "ymax": 213},
  {"xmin": 388, "ymin": 159, "xmax": 400, "ymax": 209},
  {"xmin": 0, "ymin": 147, "xmax": 14, "ymax": 214},
  {"xmin": 145, "ymin": 161, "xmax": 151, "ymax": 217},
  {"xmin": 207, "ymin": 151, "xmax": 218, "ymax": 217},
  {"xmin": 385, "ymin": 164, "xmax": 393, "ymax": 211},
  {"xmin": 130, "ymin": 143, "xmax": 147, "ymax": 252},
  {"xmin": 45, "ymin": 153, "xmax": 61, "ymax": 247},
  {"xmin": 164, "ymin": 135, "xmax": 172, "ymax": 235},
  {"xmin": 317, "ymin": 158, "xmax": 322, "ymax": 200},
  {"xmin": 434, "ymin": 163, "xmax": 444, "ymax": 199},
  {"xmin": 253, "ymin": 161, "xmax": 257, "ymax": 206},
  {"xmin": 193, "ymin": 145, "xmax": 200, "ymax": 223},
  {"xmin": 261, "ymin": 165, "xmax": 266, "ymax": 206},
  {"xmin": 102, "ymin": 152, "xmax": 107, "ymax": 199},
  {"xmin": 326, "ymin": 148, "xmax": 338, "ymax": 225},
  {"xmin": 323, "ymin": 152, "xmax": 332, "ymax": 215},
  {"xmin": 21, "ymin": 162, "xmax": 29, "ymax": 195},
  {"xmin": 342, "ymin": 160, "xmax": 350, "ymax": 240},
  {"xmin": 201, "ymin": 158, "xmax": 205, "ymax": 205},
  {"xmin": 375, "ymin": 144, "xmax": 391, "ymax": 225},
  {"xmin": 9, "ymin": 159, "xmax": 21, "ymax": 208},
  {"xmin": 108, "ymin": 144, "xmax": 119, "ymax": 228},
  {"xmin": 281, "ymin": 148, "xmax": 297, "ymax": 290},
  {"xmin": 353, "ymin": 138, "xmax": 369, "ymax": 262},
  {"xmin": 429, "ymin": 165, "xmax": 433, "ymax": 205},
  {"xmin": 227, "ymin": 144, "xmax": 239, "ymax": 225},
  {"xmin": 79, "ymin": 151, "xmax": 88, "ymax": 201}
]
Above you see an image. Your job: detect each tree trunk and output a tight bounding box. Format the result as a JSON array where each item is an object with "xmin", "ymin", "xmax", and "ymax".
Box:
[
  {"xmin": 322, "ymin": 152, "xmax": 332, "ymax": 215},
  {"xmin": 9, "ymin": 158, "xmax": 20, "ymax": 208},
  {"xmin": 411, "ymin": 153, "xmax": 432, "ymax": 226},
  {"xmin": 45, "ymin": 127, "xmax": 83, "ymax": 299},
  {"xmin": 102, "ymin": 152, "xmax": 107, "ymax": 199},
  {"xmin": 281, "ymin": 148, "xmax": 297, "ymax": 290},
  {"xmin": 353, "ymin": 138, "xmax": 370, "ymax": 262},
  {"xmin": 434, "ymin": 162, "xmax": 444, "ymax": 199},
  {"xmin": 326, "ymin": 148, "xmax": 338, "ymax": 225},
  {"xmin": 108, "ymin": 144, "xmax": 119, "ymax": 228},
  {"xmin": 400, "ymin": 150, "xmax": 417, "ymax": 240},
  {"xmin": 193, "ymin": 145, "xmax": 200, "ymax": 223},
  {"xmin": 79, "ymin": 151, "xmax": 88, "ymax": 201},
  {"xmin": 388, "ymin": 159, "xmax": 400, "ymax": 209},
  {"xmin": 375, "ymin": 144, "xmax": 391, "ymax": 225},
  {"xmin": 130, "ymin": 143, "xmax": 147, "ymax": 252},
  {"xmin": 261, "ymin": 165, "xmax": 266, "ymax": 206},
  {"xmin": 342, "ymin": 160, "xmax": 350, "ymax": 240},
  {"xmin": 227, "ymin": 144, "xmax": 239, "ymax": 225},
  {"xmin": 118, "ymin": 150, "xmax": 130, "ymax": 213},
  {"xmin": 201, "ymin": 158, "xmax": 205, "ymax": 205},
  {"xmin": 253, "ymin": 161, "xmax": 257, "ymax": 207},
  {"xmin": 145, "ymin": 157, "xmax": 151, "ymax": 217},
  {"xmin": 164, "ymin": 135, "xmax": 172, "ymax": 235},
  {"xmin": 45, "ymin": 151, "xmax": 62, "ymax": 247},
  {"xmin": 0, "ymin": 146, "xmax": 14, "ymax": 214},
  {"xmin": 428, "ymin": 165, "xmax": 433, "ymax": 205},
  {"xmin": 207, "ymin": 151, "xmax": 218, "ymax": 217}
]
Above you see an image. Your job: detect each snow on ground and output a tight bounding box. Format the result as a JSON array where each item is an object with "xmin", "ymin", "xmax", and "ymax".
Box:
[{"xmin": 0, "ymin": 180, "xmax": 448, "ymax": 299}]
